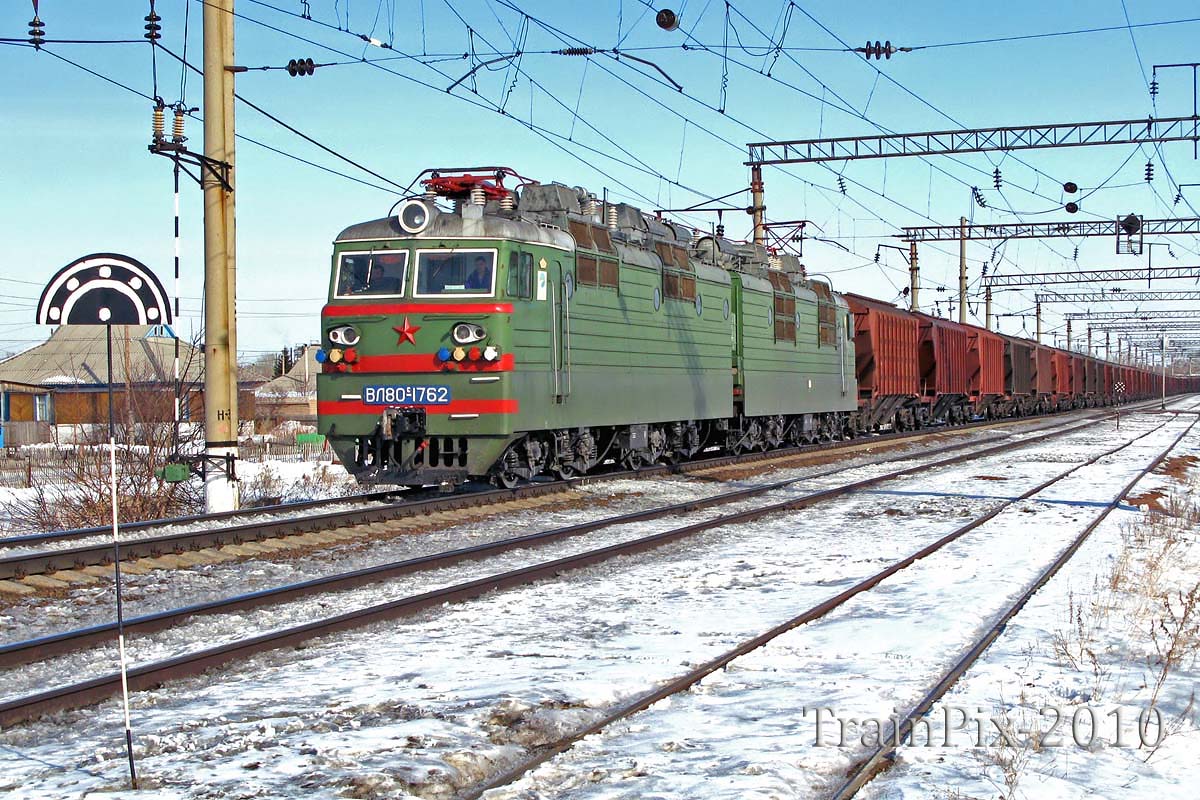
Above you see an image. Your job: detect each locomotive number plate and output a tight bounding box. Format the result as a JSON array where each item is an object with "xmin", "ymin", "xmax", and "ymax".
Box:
[{"xmin": 363, "ymin": 385, "xmax": 452, "ymax": 405}]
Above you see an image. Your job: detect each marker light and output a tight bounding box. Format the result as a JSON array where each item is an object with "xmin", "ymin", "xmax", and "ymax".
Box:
[
  {"xmin": 328, "ymin": 348, "xmax": 343, "ymax": 363},
  {"xmin": 452, "ymin": 346, "xmax": 467, "ymax": 362},
  {"xmin": 343, "ymin": 348, "xmax": 358, "ymax": 363},
  {"xmin": 468, "ymin": 346, "xmax": 482, "ymax": 361},
  {"xmin": 315, "ymin": 349, "xmax": 328, "ymax": 363},
  {"xmin": 482, "ymin": 345, "xmax": 500, "ymax": 362},
  {"xmin": 436, "ymin": 347, "xmax": 452, "ymax": 362}
]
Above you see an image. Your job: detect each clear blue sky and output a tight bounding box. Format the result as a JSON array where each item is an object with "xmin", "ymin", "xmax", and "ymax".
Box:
[{"xmin": 2, "ymin": 1, "xmax": 1199, "ymax": 361}]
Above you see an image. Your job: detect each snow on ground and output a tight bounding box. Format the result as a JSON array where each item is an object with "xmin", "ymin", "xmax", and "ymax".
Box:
[
  {"xmin": 857, "ymin": 434, "xmax": 1200, "ymax": 800},
  {"xmin": 465, "ymin": 413, "xmax": 1198, "ymax": 800},
  {"xmin": 0, "ymin": 407, "xmax": 1192, "ymax": 799}
]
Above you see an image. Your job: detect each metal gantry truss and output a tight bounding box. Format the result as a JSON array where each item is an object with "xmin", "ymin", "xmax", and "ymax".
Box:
[
  {"xmin": 899, "ymin": 216, "xmax": 1200, "ymax": 242},
  {"xmin": 984, "ymin": 265, "xmax": 1200, "ymax": 288},
  {"xmin": 1065, "ymin": 309, "xmax": 1200, "ymax": 320},
  {"xmin": 1035, "ymin": 290, "xmax": 1200, "ymax": 303},
  {"xmin": 1084, "ymin": 321, "xmax": 1200, "ymax": 331},
  {"xmin": 747, "ymin": 115, "xmax": 1200, "ymax": 165}
]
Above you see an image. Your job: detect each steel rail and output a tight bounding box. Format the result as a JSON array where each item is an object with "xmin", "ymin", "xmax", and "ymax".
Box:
[
  {"xmin": 0, "ymin": 404, "xmax": 1167, "ymax": 727},
  {"xmin": 465, "ymin": 408, "xmax": 1198, "ymax": 800},
  {"xmin": 0, "ymin": 488, "xmax": 405, "ymax": 549},
  {"xmin": 830, "ymin": 413, "xmax": 1200, "ymax": 800},
  {"xmin": 0, "ymin": 411, "xmax": 1107, "ymax": 667},
  {"xmin": 0, "ymin": 406, "xmax": 1122, "ymax": 580}
]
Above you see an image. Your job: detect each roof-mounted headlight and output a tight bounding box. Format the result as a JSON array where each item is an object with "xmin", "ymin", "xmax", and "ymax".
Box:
[{"xmin": 397, "ymin": 199, "xmax": 432, "ymax": 234}]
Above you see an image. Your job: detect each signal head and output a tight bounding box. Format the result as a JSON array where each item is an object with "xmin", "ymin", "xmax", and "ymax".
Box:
[{"xmin": 656, "ymin": 9, "xmax": 679, "ymax": 30}]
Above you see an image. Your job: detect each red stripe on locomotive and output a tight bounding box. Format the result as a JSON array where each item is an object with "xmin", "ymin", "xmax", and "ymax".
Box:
[
  {"xmin": 318, "ymin": 398, "xmax": 519, "ymax": 415},
  {"xmin": 351, "ymin": 353, "xmax": 515, "ymax": 373}
]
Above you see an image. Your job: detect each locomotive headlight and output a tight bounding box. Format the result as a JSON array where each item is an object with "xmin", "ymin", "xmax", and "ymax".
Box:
[
  {"xmin": 328, "ymin": 324, "xmax": 360, "ymax": 346},
  {"xmin": 452, "ymin": 322, "xmax": 487, "ymax": 344},
  {"xmin": 396, "ymin": 199, "xmax": 432, "ymax": 234}
]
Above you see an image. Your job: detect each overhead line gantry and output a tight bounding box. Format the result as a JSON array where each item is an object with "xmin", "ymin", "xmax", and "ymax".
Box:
[
  {"xmin": 1034, "ymin": 290, "xmax": 1200, "ymax": 303},
  {"xmin": 744, "ymin": 114, "xmax": 1199, "ymax": 323}
]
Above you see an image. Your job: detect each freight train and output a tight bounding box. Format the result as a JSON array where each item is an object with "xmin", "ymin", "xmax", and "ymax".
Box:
[{"xmin": 316, "ymin": 168, "xmax": 1196, "ymax": 488}]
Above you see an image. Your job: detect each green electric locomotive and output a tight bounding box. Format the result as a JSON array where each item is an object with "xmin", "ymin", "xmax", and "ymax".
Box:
[{"xmin": 316, "ymin": 168, "xmax": 856, "ymax": 488}]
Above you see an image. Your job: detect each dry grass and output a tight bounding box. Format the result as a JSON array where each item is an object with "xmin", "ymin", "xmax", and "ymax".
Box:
[{"xmin": 2, "ymin": 423, "xmax": 202, "ymax": 532}]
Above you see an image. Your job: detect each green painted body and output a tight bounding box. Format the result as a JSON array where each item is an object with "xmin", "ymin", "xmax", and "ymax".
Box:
[
  {"xmin": 317, "ymin": 201, "xmax": 856, "ymax": 485},
  {"xmin": 732, "ymin": 273, "xmax": 857, "ymax": 416}
]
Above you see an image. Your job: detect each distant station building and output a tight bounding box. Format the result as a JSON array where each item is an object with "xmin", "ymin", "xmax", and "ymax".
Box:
[
  {"xmin": 252, "ymin": 344, "xmax": 319, "ymax": 429},
  {"xmin": 0, "ymin": 379, "xmax": 54, "ymax": 447},
  {"xmin": 0, "ymin": 325, "xmax": 210, "ymax": 432}
]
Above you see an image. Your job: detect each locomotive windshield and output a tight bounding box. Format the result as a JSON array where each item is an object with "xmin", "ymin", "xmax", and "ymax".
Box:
[
  {"xmin": 414, "ymin": 249, "xmax": 496, "ymax": 297},
  {"xmin": 335, "ymin": 251, "xmax": 407, "ymax": 297}
]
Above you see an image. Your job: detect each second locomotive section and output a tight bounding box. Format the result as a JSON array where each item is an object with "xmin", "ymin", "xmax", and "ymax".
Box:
[{"xmin": 317, "ymin": 171, "xmax": 857, "ymax": 487}]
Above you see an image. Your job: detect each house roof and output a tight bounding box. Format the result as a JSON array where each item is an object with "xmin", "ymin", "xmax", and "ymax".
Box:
[
  {"xmin": 0, "ymin": 325, "xmax": 202, "ymax": 387},
  {"xmin": 254, "ymin": 345, "xmax": 318, "ymax": 399}
]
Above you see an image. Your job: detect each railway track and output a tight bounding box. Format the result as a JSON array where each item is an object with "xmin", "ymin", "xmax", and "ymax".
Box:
[
  {"xmin": 460, "ymin": 407, "xmax": 1200, "ymax": 799},
  {"xmin": 0, "ymin": 402, "xmax": 1180, "ymax": 728},
  {"xmin": 0, "ymin": 402, "xmax": 1158, "ymax": 592}
]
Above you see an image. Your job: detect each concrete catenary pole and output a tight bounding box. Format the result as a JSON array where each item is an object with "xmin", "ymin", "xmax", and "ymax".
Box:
[
  {"xmin": 958, "ymin": 216, "xmax": 967, "ymax": 324},
  {"xmin": 750, "ymin": 164, "xmax": 765, "ymax": 247},
  {"xmin": 984, "ymin": 286, "xmax": 992, "ymax": 331},
  {"xmin": 203, "ymin": 0, "xmax": 239, "ymax": 512},
  {"xmin": 909, "ymin": 241, "xmax": 919, "ymax": 312},
  {"xmin": 1035, "ymin": 302, "xmax": 1043, "ymax": 344}
]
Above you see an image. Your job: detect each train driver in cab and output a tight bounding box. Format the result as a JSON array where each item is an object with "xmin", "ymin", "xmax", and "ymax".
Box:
[{"xmin": 465, "ymin": 255, "xmax": 492, "ymax": 290}]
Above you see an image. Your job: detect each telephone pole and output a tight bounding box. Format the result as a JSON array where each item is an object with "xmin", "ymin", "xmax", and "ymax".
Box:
[{"xmin": 203, "ymin": 0, "xmax": 239, "ymax": 511}]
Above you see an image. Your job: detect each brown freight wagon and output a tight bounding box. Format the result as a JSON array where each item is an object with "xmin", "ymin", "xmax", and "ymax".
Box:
[
  {"xmin": 844, "ymin": 294, "xmax": 920, "ymax": 430},
  {"xmin": 966, "ymin": 325, "xmax": 1005, "ymax": 416},
  {"xmin": 999, "ymin": 334, "xmax": 1035, "ymax": 416},
  {"xmin": 1032, "ymin": 345, "xmax": 1055, "ymax": 408},
  {"xmin": 1075, "ymin": 355, "xmax": 1094, "ymax": 407},
  {"xmin": 1051, "ymin": 350, "xmax": 1073, "ymax": 408},
  {"xmin": 915, "ymin": 313, "xmax": 972, "ymax": 424},
  {"xmin": 1084, "ymin": 358, "xmax": 1102, "ymax": 405}
]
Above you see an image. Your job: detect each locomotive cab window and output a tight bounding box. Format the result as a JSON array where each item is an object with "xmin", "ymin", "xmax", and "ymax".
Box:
[
  {"xmin": 335, "ymin": 251, "xmax": 408, "ymax": 297},
  {"xmin": 507, "ymin": 251, "xmax": 535, "ymax": 299},
  {"xmin": 414, "ymin": 249, "xmax": 497, "ymax": 297}
]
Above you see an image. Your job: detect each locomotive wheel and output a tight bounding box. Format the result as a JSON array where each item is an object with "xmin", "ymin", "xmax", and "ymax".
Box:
[
  {"xmin": 555, "ymin": 463, "xmax": 579, "ymax": 480},
  {"xmin": 623, "ymin": 451, "xmax": 645, "ymax": 470},
  {"xmin": 493, "ymin": 470, "xmax": 520, "ymax": 489}
]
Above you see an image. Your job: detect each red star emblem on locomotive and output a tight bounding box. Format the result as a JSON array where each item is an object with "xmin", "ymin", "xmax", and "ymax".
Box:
[{"xmin": 393, "ymin": 316, "xmax": 420, "ymax": 346}]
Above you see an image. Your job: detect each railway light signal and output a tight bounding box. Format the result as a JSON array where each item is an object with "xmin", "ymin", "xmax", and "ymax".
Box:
[
  {"xmin": 656, "ymin": 8, "xmax": 679, "ymax": 31},
  {"xmin": 286, "ymin": 57, "xmax": 316, "ymax": 76},
  {"xmin": 1120, "ymin": 214, "xmax": 1142, "ymax": 235}
]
